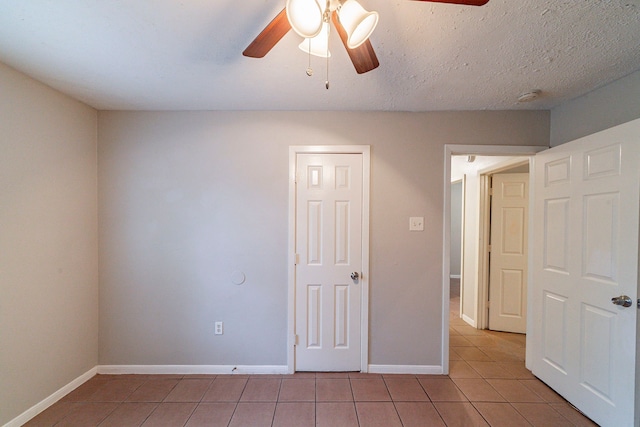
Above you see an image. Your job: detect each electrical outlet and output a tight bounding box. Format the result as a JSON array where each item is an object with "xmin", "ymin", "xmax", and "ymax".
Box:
[
  {"xmin": 215, "ymin": 321, "xmax": 223, "ymax": 335},
  {"xmin": 409, "ymin": 216, "xmax": 424, "ymax": 231}
]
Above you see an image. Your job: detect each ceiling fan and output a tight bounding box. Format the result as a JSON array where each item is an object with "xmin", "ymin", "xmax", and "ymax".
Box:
[{"xmin": 243, "ymin": 0, "xmax": 489, "ymax": 75}]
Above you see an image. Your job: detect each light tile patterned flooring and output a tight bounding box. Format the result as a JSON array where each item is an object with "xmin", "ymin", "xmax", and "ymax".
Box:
[{"xmin": 25, "ymin": 292, "xmax": 598, "ymax": 426}]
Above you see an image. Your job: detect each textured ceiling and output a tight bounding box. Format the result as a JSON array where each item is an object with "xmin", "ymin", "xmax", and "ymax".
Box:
[{"xmin": 0, "ymin": 0, "xmax": 639, "ymax": 111}]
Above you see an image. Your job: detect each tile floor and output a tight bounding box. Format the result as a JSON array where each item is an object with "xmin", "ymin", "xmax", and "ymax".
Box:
[{"xmin": 25, "ymin": 286, "xmax": 598, "ymax": 426}]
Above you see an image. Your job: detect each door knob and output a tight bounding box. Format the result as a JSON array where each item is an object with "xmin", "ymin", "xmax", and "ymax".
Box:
[
  {"xmin": 350, "ymin": 272, "xmax": 359, "ymax": 281},
  {"xmin": 611, "ymin": 295, "xmax": 633, "ymax": 308}
]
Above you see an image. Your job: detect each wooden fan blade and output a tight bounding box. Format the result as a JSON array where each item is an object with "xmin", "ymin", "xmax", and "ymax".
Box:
[
  {"xmin": 412, "ymin": 0, "xmax": 489, "ymax": 5},
  {"xmin": 243, "ymin": 8, "xmax": 291, "ymax": 58},
  {"xmin": 331, "ymin": 11, "xmax": 379, "ymax": 74}
]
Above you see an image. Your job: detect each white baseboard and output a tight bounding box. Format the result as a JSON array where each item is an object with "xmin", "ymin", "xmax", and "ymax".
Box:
[
  {"xmin": 368, "ymin": 365, "xmax": 443, "ymax": 375},
  {"xmin": 3, "ymin": 367, "xmax": 97, "ymax": 427},
  {"xmin": 97, "ymin": 365, "xmax": 289, "ymax": 375},
  {"xmin": 462, "ymin": 314, "xmax": 477, "ymax": 327},
  {"xmin": 449, "ymin": 275, "xmax": 461, "ymax": 279}
]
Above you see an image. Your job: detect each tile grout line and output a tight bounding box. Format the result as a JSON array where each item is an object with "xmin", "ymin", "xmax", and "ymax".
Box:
[
  {"xmin": 413, "ymin": 374, "xmax": 449, "ymax": 427},
  {"xmin": 126, "ymin": 376, "xmax": 158, "ymax": 427},
  {"xmin": 147, "ymin": 376, "xmax": 180, "ymax": 426},
  {"xmin": 347, "ymin": 376, "xmax": 360, "ymax": 426},
  {"xmin": 266, "ymin": 377, "xmax": 282, "ymax": 427},
  {"xmin": 233, "ymin": 375, "xmax": 252, "ymax": 424},
  {"xmin": 180, "ymin": 376, "xmax": 217, "ymax": 427},
  {"xmin": 92, "ymin": 377, "xmax": 147, "ymax": 426},
  {"xmin": 348, "ymin": 377, "xmax": 361, "ymax": 427}
]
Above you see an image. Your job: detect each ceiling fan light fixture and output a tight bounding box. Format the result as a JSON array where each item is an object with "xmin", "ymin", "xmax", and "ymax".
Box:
[
  {"xmin": 299, "ymin": 22, "xmax": 332, "ymax": 57},
  {"xmin": 338, "ymin": 0, "xmax": 379, "ymax": 49},
  {"xmin": 286, "ymin": 0, "xmax": 324, "ymax": 38},
  {"xmin": 245, "ymin": 0, "xmax": 489, "ymax": 75}
]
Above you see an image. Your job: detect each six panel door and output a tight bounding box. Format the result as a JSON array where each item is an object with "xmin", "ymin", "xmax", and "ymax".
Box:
[
  {"xmin": 295, "ymin": 153, "xmax": 363, "ymax": 371},
  {"xmin": 531, "ymin": 119, "xmax": 640, "ymax": 427},
  {"xmin": 489, "ymin": 172, "xmax": 529, "ymax": 333}
]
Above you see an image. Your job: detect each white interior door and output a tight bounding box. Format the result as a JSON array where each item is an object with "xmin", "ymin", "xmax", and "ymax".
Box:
[
  {"xmin": 489, "ymin": 173, "xmax": 528, "ymax": 333},
  {"xmin": 295, "ymin": 153, "xmax": 363, "ymax": 371},
  {"xmin": 531, "ymin": 119, "xmax": 640, "ymax": 427}
]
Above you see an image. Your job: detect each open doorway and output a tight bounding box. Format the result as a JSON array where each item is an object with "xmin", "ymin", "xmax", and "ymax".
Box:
[
  {"xmin": 450, "ymin": 155, "xmax": 530, "ymax": 329},
  {"xmin": 442, "ymin": 144, "xmax": 545, "ymax": 375},
  {"xmin": 447, "ymin": 153, "xmax": 534, "ymax": 381}
]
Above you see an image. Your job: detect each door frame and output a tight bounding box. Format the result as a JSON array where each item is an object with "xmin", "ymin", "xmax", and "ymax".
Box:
[
  {"xmin": 477, "ymin": 158, "xmax": 530, "ymax": 330},
  {"xmin": 288, "ymin": 145, "xmax": 371, "ymax": 373},
  {"xmin": 443, "ymin": 144, "xmax": 545, "ymax": 374}
]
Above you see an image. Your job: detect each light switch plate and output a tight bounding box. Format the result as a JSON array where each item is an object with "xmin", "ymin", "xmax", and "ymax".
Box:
[{"xmin": 409, "ymin": 217, "xmax": 424, "ymax": 231}]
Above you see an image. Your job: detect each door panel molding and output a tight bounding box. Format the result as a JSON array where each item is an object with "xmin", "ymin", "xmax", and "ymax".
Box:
[{"xmin": 288, "ymin": 145, "xmax": 370, "ymax": 373}]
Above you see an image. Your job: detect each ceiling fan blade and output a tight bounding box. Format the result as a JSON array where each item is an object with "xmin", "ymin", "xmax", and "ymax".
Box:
[
  {"xmin": 412, "ymin": 0, "xmax": 489, "ymax": 5},
  {"xmin": 243, "ymin": 8, "xmax": 291, "ymax": 58},
  {"xmin": 331, "ymin": 12, "xmax": 379, "ymax": 74}
]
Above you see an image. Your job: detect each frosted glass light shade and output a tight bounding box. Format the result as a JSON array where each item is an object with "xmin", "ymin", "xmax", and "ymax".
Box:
[
  {"xmin": 299, "ymin": 22, "xmax": 331, "ymax": 57},
  {"xmin": 339, "ymin": 0, "xmax": 378, "ymax": 49},
  {"xmin": 286, "ymin": 0, "xmax": 324, "ymax": 38}
]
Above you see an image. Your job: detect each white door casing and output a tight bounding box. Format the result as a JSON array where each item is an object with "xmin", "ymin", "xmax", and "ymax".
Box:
[
  {"xmin": 488, "ymin": 173, "xmax": 529, "ymax": 333},
  {"xmin": 288, "ymin": 146, "xmax": 370, "ymax": 373},
  {"xmin": 531, "ymin": 119, "xmax": 640, "ymax": 427}
]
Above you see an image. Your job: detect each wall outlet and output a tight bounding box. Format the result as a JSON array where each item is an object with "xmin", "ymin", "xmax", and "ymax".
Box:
[
  {"xmin": 409, "ymin": 216, "xmax": 424, "ymax": 231},
  {"xmin": 214, "ymin": 321, "xmax": 223, "ymax": 335}
]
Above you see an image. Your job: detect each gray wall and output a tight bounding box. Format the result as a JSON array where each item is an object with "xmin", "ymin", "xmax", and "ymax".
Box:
[
  {"xmin": 0, "ymin": 63, "xmax": 98, "ymax": 425},
  {"xmin": 551, "ymin": 70, "xmax": 640, "ymax": 146},
  {"xmin": 98, "ymin": 110, "xmax": 549, "ymax": 367}
]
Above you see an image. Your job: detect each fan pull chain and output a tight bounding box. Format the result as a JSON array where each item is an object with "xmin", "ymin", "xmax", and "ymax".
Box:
[
  {"xmin": 324, "ymin": 2, "xmax": 331, "ymax": 89},
  {"xmin": 306, "ymin": 38, "xmax": 313, "ymax": 77},
  {"xmin": 325, "ymin": 30, "xmax": 330, "ymax": 89}
]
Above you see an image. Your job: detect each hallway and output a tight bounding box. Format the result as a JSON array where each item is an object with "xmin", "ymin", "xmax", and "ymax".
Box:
[{"xmin": 447, "ymin": 279, "xmax": 597, "ymax": 426}]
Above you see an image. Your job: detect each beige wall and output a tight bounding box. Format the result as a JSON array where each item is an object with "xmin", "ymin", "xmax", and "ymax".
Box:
[
  {"xmin": 98, "ymin": 110, "xmax": 549, "ymax": 368},
  {"xmin": 0, "ymin": 63, "xmax": 98, "ymax": 425}
]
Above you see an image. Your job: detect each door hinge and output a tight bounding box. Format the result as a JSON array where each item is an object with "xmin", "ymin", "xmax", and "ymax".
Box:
[
  {"xmin": 294, "ymin": 253, "xmax": 300, "ymax": 265},
  {"xmin": 486, "ymin": 300, "xmax": 490, "ymax": 308},
  {"xmin": 489, "ymin": 187, "xmax": 493, "ymax": 196},
  {"xmin": 487, "ymin": 245, "xmax": 492, "ymax": 252},
  {"xmin": 293, "ymin": 334, "xmax": 299, "ymax": 346}
]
